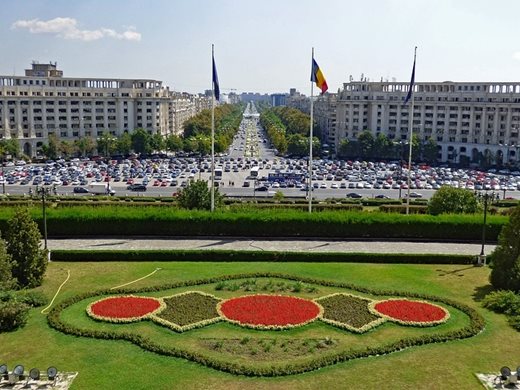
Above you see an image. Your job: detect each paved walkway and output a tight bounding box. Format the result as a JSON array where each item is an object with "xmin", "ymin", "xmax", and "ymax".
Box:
[{"xmin": 46, "ymin": 238, "xmax": 495, "ymax": 255}]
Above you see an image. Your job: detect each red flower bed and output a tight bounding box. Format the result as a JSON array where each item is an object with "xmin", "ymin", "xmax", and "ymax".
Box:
[
  {"xmin": 373, "ymin": 299, "xmax": 449, "ymax": 325},
  {"xmin": 89, "ymin": 296, "xmax": 162, "ymax": 321},
  {"xmin": 218, "ymin": 295, "xmax": 322, "ymax": 329}
]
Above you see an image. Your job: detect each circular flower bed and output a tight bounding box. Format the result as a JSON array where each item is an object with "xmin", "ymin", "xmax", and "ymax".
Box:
[
  {"xmin": 217, "ymin": 294, "xmax": 322, "ymax": 330},
  {"xmin": 87, "ymin": 295, "xmax": 163, "ymax": 323},
  {"xmin": 370, "ymin": 299, "xmax": 450, "ymax": 326}
]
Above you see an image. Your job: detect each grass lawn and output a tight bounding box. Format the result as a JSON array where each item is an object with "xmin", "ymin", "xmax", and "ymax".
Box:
[{"xmin": 1, "ymin": 261, "xmax": 516, "ymax": 389}]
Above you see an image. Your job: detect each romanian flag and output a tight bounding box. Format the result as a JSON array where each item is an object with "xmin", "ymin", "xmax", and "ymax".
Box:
[{"xmin": 311, "ymin": 58, "xmax": 328, "ymax": 94}]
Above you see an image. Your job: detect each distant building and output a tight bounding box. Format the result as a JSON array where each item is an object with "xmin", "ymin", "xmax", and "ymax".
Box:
[
  {"xmin": 270, "ymin": 93, "xmax": 287, "ymax": 107},
  {"xmin": 240, "ymin": 92, "xmax": 269, "ymax": 103},
  {"xmin": 335, "ymin": 81, "xmax": 520, "ymax": 164},
  {"xmin": 314, "ymin": 93, "xmax": 337, "ymax": 147},
  {"xmin": 286, "ymin": 89, "xmax": 310, "ymax": 113},
  {"xmin": 0, "ymin": 62, "xmax": 210, "ymax": 157}
]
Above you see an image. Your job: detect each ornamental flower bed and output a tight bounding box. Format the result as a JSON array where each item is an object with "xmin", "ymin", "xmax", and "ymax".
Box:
[
  {"xmin": 87, "ymin": 295, "xmax": 164, "ymax": 323},
  {"xmin": 64, "ymin": 272, "xmax": 480, "ymax": 377},
  {"xmin": 151, "ymin": 291, "xmax": 222, "ymax": 332},
  {"xmin": 369, "ymin": 298, "xmax": 450, "ymax": 326},
  {"xmin": 315, "ymin": 293, "xmax": 386, "ymax": 333},
  {"xmin": 217, "ymin": 294, "xmax": 323, "ymax": 330}
]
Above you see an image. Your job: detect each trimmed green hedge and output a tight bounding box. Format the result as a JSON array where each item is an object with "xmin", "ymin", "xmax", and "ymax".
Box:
[
  {"xmin": 47, "ymin": 272, "xmax": 485, "ymax": 377},
  {"xmin": 49, "ymin": 249, "xmax": 475, "ymax": 264},
  {"xmin": 0, "ymin": 206, "xmax": 507, "ymax": 240}
]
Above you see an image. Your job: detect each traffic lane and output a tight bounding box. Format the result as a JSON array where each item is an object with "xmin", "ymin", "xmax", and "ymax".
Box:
[{"xmin": 4, "ymin": 183, "xmax": 520, "ymax": 200}]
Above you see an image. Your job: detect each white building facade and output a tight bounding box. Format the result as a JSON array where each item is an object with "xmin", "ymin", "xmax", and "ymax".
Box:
[
  {"xmin": 333, "ymin": 81, "xmax": 520, "ymax": 165},
  {"xmin": 0, "ymin": 62, "xmax": 210, "ymax": 157}
]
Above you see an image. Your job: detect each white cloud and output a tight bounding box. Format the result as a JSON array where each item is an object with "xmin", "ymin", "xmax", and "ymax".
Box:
[
  {"xmin": 11, "ymin": 17, "xmax": 141, "ymax": 42},
  {"xmin": 513, "ymin": 52, "xmax": 520, "ymax": 62}
]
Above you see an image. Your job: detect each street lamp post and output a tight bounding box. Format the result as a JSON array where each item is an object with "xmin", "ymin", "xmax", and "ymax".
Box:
[
  {"xmin": 36, "ymin": 186, "xmax": 51, "ymax": 251},
  {"xmin": 476, "ymin": 190, "xmax": 495, "ymax": 266},
  {"xmin": 1, "ymin": 153, "xmax": 5, "ymax": 195}
]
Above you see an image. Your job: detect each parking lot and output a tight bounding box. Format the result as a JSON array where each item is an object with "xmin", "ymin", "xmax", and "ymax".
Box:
[{"xmin": 1, "ymin": 103, "xmax": 520, "ymax": 200}]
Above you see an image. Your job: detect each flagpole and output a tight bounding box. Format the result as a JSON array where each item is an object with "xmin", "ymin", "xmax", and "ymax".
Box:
[
  {"xmin": 309, "ymin": 47, "xmax": 314, "ymax": 213},
  {"xmin": 406, "ymin": 46, "xmax": 417, "ymax": 215},
  {"xmin": 211, "ymin": 44, "xmax": 215, "ymax": 212}
]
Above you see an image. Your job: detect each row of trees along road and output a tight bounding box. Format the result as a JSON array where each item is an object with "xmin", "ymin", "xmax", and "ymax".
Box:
[
  {"xmin": 33, "ymin": 103, "xmax": 244, "ymax": 160},
  {"xmin": 258, "ymin": 104, "xmax": 321, "ymax": 157},
  {"xmin": 338, "ymin": 131, "xmax": 438, "ymax": 164}
]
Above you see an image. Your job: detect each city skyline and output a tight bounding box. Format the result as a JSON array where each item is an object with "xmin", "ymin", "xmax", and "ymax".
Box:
[{"xmin": 1, "ymin": 0, "xmax": 520, "ymax": 95}]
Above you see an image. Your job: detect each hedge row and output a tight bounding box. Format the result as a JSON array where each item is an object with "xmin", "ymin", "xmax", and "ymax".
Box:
[
  {"xmin": 49, "ymin": 249, "xmax": 475, "ymax": 264},
  {"xmin": 47, "ymin": 272, "xmax": 485, "ymax": 377},
  {"xmin": 0, "ymin": 207, "xmax": 507, "ymax": 240}
]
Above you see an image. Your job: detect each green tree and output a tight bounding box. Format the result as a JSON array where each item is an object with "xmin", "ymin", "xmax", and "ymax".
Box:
[
  {"xmin": 0, "ymin": 236, "xmax": 15, "ymax": 291},
  {"xmin": 74, "ymin": 137, "xmax": 95, "ymax": 157},
  {"xmin": 177, "ymin": 180, "xmax": 223, "ymax": 210},
  {"xmin": 150, "ymin": 133, "xmax": 165, "ymax": 152},
  {"xmin": 427, "ymin": 186, "xmax": 479, "ymax": 215},
  {"xmin": 165, "ymin": 134, "xmax": 184, "ymax": 152},
  {"xmin": 5, "ymin": 208, "xmax": 48, "ymax": 288},
  {"xmin": 411, "ymin": 134, "xmax": 421, "ymax": 162},
  {"xmin": 273, "ymin": 191, "xmax": 284, "ymax": 203},
  {"xmin": 195, "ymin": 135, "xmax": 211, "ymax": 155},
  {"xmin": 58, "ymin": 140, "xmax": 75, "ymax": 158},
  {"xmin": 338, "ymin": 139, "xmax": 350, "ymax": 158},
  {"xmin": 183, "ymin": 137, "xmax": 198, "ymax": 153},
  {"xmin": 422, "ymin": 138, "xmax": 438, "ymax": 164},
  {"xmin": 374, "ymin": 133, "xmax": 393, "ymax": 160},
  {"xmin": 489, "ymin": 205, "xmax": 520, "ymax": 291},
  {"xmin": 0, "ymin": 139, "xmax": 20, "ymax": 159},
  {"xmin": 131, "ymin": 128, "xmax": 151, "ymax": 155},
  {"xmin": 117, "ymin": 133, "xmax": 132, "ymax": 155},
  {"xmin": 357, "ymin": 131, "xmax": 375, "ymax": 160},
  {"xmin": 287, "ymin": 134, "xmax": 308, "ymax": 157},
  {"xmin": 41, "ymin": 133, "xmax": 58, "ymax": 160},
  {"xmin": 96, "ymin": 132, "xmax": 118, "ymax": 157}
]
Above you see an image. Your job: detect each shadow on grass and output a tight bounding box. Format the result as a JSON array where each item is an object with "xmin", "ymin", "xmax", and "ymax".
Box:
[
  {"xmin": 436, "ymin": 266, "xmax": 476, "ymax": 277},
  {"xmin": 473, "ymin": 284, "xmax": 494, "ymax": 302}
]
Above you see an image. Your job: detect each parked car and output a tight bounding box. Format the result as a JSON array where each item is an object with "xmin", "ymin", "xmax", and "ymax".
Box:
[
  {"xmin": 127, "ymin": 184, "xmax": 147, "ymax": 192},
  {"xmin": 73, "ymin": 187, "xmax": 89, "ymax": 194}
]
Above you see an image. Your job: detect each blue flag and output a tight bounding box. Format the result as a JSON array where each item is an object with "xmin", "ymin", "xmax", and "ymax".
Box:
[
  {"xmin": 404, "ymin": 54, "xmax": 416, "ymax": 105},
  {"xmin": 212, "ymin": 54, "xmax": 220, "ymax": 101}
]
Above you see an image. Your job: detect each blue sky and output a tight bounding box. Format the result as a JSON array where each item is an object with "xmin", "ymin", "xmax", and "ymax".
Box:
[{"xmin": 2, "ymin": 0, "xmax": 520, "ymax": 95}]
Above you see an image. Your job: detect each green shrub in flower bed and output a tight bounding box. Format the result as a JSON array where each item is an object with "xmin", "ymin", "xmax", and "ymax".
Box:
[
  {"xmin": 214, "ymin": 279, "xmax": 318, "ymax": 293},
  {"xmin": 153, "ymin": 291, "xmax": 221, "ymax": 332},
  {"xmin": 50, "ymin": 249, "xmax": 475, "ymax": 264},
  {"xmin": 316, "ymin": 293, "xmax": 384, "ymax": 333},
  {"xmin": 200, "ymin": 336, "xmax": 339, "ymax": 359},
  {"xmin": 47, "ymin": 272, "xmax": 484, "ymax": 377}
]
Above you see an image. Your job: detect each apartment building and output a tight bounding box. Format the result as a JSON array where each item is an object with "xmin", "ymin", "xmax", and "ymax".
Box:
[
  {"xmin": 334, "ymin": 81, "xmax": 520, "ymax": 164},
  {"xmin": 0, "ymin": 62, "xmax": 210, "ymax": 157}
]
